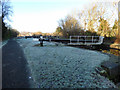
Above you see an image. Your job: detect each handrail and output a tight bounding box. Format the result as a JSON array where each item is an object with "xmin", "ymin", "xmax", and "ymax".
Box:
[{"xmin": 69, "ymin": 36, "xmax": 104, "ymax": 45}]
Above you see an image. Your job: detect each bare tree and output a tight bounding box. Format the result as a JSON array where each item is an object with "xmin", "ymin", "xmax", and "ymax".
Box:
[
  {"xmin": 2, "ymin": 0, "xmax": 13, "ymax": 21},
  {"xmin": 58, "ymin": 15, "xmax": 82, "ymax": 38},
  {"xmin": 78, "ymin": 3, "xmax": 102, "ymax": 32},
  {"xmin": 1, "ymin": 0, "xmax": 13, "ymax": 39},
  {"xmin": 78, "ymin": 2, "xmax": 119, "ymax": 37}
]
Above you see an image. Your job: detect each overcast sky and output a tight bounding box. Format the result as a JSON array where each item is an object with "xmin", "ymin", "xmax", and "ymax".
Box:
[{"xmin": 9, "ymin": 0, "xmax": 119, "ymax": 33}]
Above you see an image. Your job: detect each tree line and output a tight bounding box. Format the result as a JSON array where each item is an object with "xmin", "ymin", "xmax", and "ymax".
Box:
[
  {"xmin": 1, "ymin": 1, "xmax": 120, "ymax": 44},
  {"xmin": 54, "ymin": 2, "xmax": 120, "ymax": 43},
  {"xmin": 1, "ymin": 0, "xmax": 19, "ymax": 40}
]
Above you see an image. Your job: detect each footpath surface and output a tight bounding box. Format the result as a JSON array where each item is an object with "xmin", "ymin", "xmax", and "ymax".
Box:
[{"xmin": 2, "ymin": 39, "xmax": 30, "ymax": 88}]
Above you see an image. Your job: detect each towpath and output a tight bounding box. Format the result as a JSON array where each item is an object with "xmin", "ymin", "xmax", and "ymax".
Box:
[{"xmin": 2, "ymin": 39, "xmax": 30, "ymax": 88}]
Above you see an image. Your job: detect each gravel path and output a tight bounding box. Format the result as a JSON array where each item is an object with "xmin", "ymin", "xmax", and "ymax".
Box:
[{"xmin": 17, "ymin": 38, "xmax": 117, "ymax": 88}]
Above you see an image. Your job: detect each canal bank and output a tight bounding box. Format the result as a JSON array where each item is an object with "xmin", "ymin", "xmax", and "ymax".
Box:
[
  {"xmin": 99, "ymin": 50, "xmax": 120, "ymax": 87},
  {"xmin": 16, "ymin": 38, "xmax": 117, "ymax": 88},
  {"xmin": 35, "ymin": 37, "xmax": 120, "ymax": 88},
  {"xmin": 68, "ymin": 43, "xmax": 120, "ymax": 88}
]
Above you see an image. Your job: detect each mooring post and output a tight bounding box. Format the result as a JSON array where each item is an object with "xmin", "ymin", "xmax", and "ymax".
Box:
[
  {"xmin": 40, "ymin": 39, "xmax": 43, "ymax": 46},
  {"xmin": 39, "ymin": 36, "xmax": 43, "ymax": 46}
]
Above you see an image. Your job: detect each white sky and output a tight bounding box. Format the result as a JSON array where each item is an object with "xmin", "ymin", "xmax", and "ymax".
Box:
[{"xmin": 9, "ymin": 0, "xmax": 119, "ymax": 33}]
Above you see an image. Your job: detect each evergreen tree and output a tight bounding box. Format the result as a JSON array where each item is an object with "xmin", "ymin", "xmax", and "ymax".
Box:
[
  {"xmin": 113, "ymin": 19, "xmax": 118, "ymax": 29},
  {"xmin": 111, "ymin": 19, "xmax": 118, "ymax": 37},
  {"xmin": 98, "ymin": 18, "xmax": 110, "ymax": 37}
]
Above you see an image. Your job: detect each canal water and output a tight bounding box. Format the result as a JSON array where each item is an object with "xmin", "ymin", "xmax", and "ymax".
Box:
[
  {"xmin": 69, "ymin": 44, "xmax": 120, "ymax": 56},
  {"xmin": 101, "ymin": 49, "xmax": 120, "ymax": 56}
]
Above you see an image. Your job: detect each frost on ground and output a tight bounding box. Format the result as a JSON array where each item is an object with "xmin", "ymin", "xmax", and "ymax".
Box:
[
  {"xmin": 16, "ymin": 38, "xmax": 117, "ymax": 88},
  {"xmin": 0, "ymin": 40, "xmax": 8, "ymax": 48}
]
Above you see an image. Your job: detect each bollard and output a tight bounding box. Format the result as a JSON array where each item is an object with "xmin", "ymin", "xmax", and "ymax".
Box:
[
  {"xmin": 39, "ymin": 39, "xmax": 43, "ymax": 46},
  {"xmin": 39, "ymin": 36, "xmax": 44, "ymax": 46},
  {"xmin": 40, "ymin": 39, "xmax": 43, "ymax": 46}
]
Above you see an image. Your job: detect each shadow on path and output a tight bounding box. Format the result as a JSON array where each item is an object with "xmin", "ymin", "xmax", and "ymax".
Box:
[{"xmin": 2, "ymin": 39, "xmax": 30, "ymax": 88}]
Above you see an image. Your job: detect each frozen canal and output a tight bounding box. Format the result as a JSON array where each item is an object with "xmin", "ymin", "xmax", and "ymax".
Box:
[{"xmin": 17, "ymin": 38, "xmax": 117, "ymax": 88}]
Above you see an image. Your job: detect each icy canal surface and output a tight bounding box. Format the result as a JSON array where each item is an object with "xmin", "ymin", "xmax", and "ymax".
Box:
[{"xmin": 16, "ymin": 38, "xmax": 116, "ymax": 88}]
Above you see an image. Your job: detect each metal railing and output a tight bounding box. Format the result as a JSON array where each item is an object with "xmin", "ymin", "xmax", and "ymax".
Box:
[{"xmin": 69, "ymin": 36, "xmax": 104, "ymax": 45}]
